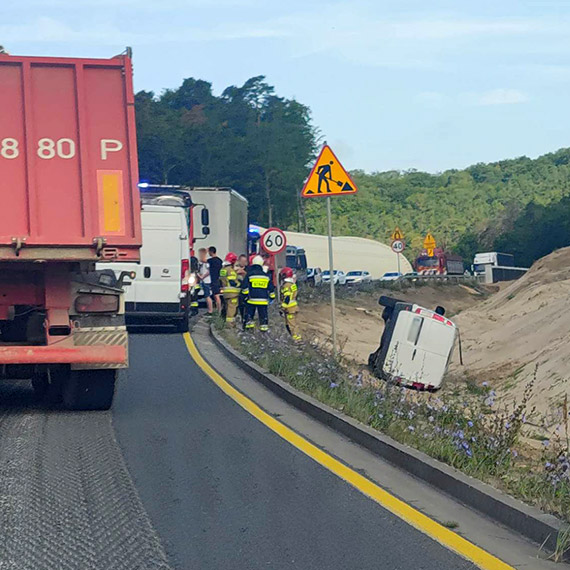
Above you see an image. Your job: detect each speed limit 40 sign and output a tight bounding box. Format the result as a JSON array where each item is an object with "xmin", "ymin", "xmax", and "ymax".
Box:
[
  {"xmin": 391, "ymin": 239, "xmax": 405, "ymax": 253},
  {"xmin": 261, "ymin": 228, "xmax": 287, "ymax": 254}
]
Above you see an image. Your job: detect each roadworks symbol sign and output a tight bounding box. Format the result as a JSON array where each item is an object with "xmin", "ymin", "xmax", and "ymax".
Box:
[{"xmin": 301, "ymin": 144, "xmax": 358, "ymax": 198}]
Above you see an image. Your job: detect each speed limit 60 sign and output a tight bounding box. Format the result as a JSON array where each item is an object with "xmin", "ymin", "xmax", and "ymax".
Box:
[
  {"xmin": 261, "ymin": 228, "xmax": 287, "ymax": 254},
  {"xmin": 391, "ymin": 239, "xmax": 405, "ymax": 253}
]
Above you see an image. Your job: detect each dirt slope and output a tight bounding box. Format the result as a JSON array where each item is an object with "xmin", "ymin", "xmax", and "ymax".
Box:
[{"xmin": 450, "ymin": 247, "xmax": 570, "ymax": 420}]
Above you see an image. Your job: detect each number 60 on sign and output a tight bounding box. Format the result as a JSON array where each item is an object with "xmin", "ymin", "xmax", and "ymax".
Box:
[{"xmin": 261, "ymin": 228, "xmax": 287, "ymax": 255}]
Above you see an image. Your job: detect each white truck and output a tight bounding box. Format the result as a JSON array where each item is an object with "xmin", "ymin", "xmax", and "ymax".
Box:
[
  {"xmin": 191, "ymin": 187, "xmax": 248, "ymax": 256},
  {"xmin": 473, "ymin": 252, "xmax": 514, "ymax": 275},
  {"xmin": 472, "ymin": 252, "xmax": 528, "ymax": 283}
]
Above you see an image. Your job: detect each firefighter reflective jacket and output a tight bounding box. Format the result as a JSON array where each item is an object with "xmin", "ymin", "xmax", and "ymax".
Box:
[
  {"xmin": 241, "ymin": 265, "xmax": 275, "ymax": 305},
  {"xmin": 281, "ymin": 279, "xmax": 298, "ymax": 310},
  {"xmin": 220, "ymin": 263, "xmax": 240, "ymax": 295}
]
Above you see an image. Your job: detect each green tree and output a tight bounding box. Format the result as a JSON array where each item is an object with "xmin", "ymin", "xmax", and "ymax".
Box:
[{"xmin": 135, "ymin": 76, "xmax": 318, "ymax": 227}]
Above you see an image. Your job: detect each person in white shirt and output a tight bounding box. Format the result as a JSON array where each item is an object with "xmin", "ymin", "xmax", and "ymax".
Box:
[{"xmin": 198, "ymin": 248, "xmax": 213, "ymax": 315}]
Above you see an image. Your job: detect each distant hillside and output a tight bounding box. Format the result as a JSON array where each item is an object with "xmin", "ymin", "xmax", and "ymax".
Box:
[{"xmin": 302, "ymin": 148, "xmax": 570, "ymax": 265}]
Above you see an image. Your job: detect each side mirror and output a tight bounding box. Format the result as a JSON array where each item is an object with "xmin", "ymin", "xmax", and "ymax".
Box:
[
  {"xmin": 118, "ymin": 270, "xmax": 136, "ymax": 287},
  {"xmin": 202, "ymin": 226, "xmax": 210, "ymax": 236},
  {"xmin": 201, "ymin": 208, "xmax": 210, "ymax": 226}
]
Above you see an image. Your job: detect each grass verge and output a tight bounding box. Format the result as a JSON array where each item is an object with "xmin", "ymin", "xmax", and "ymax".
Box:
[{"xmin": 215, "ymin": 315, "xmax": 570, "ymax": 527}]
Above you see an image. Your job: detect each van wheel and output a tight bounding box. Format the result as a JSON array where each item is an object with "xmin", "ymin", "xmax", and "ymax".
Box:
[
  {"xmin": 62, "ymin": 369, "xmax": 117, "ymax": 411},
  {"xmin": 176, "ymin": 314, "xmax": 189, "ymax": 333}
]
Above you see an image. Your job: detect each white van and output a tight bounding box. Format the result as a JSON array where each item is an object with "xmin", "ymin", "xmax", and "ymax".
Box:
[
  {"xmin": 369, "ymin": 297, "xmax": 457, "ymax": 391},
  {"xmin": 101, "ymin": 196, "xmax": 191, "ymax": 332}
]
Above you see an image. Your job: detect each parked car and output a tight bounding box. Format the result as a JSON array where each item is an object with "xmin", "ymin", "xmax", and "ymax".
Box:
[
  {"xmin": 322, "ymin": 270, "xmax": 347, "ymax": 285},
  {"xmin": 379, "ymin": 271, "xmax": 403, "ymax": 282},
  {"xmin": 306, "ymin": 267, "xmax": 323, "ymax": 287},
  {"xmin": 401, "ymin": 271, "xmax": 419, "ymax": 282},
  {"xmin": 345, "ymin": 270, "xmax": 372, "ymax": 285}
]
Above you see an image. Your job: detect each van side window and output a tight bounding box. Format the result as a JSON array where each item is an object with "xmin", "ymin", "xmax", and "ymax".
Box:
[{"xmin": 407, "ymin": 317, "xmax": 423, "ymax": 344}]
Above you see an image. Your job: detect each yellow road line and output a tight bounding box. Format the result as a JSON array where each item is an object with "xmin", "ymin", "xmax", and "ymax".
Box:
[{"xmin": 183, "ymin": 332, "xmax": 514, "ymax": 570}]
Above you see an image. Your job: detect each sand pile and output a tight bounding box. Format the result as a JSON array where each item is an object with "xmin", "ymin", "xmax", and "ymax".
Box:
[{"xmin": 451, "ymin": 247, "xmax": 570, "ymax": 420}]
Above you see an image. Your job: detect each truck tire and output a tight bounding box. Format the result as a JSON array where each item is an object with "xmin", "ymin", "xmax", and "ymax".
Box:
[
  {"xmin": 31, "ymin": 372, "xmax": 49, "ymax": 400},
  {"xmin": 62, "ymin": 369, "xmax": 117, "ymax": 411}
]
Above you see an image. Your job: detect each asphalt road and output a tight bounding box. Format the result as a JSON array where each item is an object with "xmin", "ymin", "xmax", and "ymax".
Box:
[
  {"xmin": 113, "ymin": 333, "xmax": 476, "ymax": 570},
  {"xmin": 0, "ymin": 379, "xmax": 170, "ymax": 570}
]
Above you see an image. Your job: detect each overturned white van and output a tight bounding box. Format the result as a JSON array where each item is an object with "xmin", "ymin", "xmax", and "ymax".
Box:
[{"xmin": 368, "ymin": 296, "xmax": 458, "ymax": 391}]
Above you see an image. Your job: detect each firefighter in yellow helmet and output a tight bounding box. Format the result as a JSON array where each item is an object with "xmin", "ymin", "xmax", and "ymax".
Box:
[
  {"xmin": 220, "ymin": 252, "xmax": 241, "ymax": 325},
  {"xmin": 241, "ymin": 255, "xmax": 275, "ymax": 332},
  {"xmin": 280, "ymin": 267, "xmax": 301, "ymax": 341}
]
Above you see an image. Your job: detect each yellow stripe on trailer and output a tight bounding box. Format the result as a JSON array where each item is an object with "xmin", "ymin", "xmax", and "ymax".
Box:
[{"xmin": 97, "ymin": 170, "xmax": 125, "ymax": 235}]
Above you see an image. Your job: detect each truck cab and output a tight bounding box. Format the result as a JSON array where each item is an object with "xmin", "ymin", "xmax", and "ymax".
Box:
[
  {"xmin": 473, "ymin": 252, "xmax": 515, "ymax": 275},
  {"xmin": 286, "ymin": 246, "xmax": 308, "ymax": 282}
]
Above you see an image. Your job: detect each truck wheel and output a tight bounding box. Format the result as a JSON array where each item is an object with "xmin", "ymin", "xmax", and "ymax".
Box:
[
  {"xmin": 62, "ymin": 369, "xmax": 117, "ymax": 411},
  {"xmin": 31, "ymin": 372, "xmax": 49, "ymax": 400}
]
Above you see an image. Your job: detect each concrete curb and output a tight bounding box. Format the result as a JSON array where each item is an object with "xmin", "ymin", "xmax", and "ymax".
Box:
[{"xmin": 209, "ymin": 326, "xmax": 566, "ymax": 553}]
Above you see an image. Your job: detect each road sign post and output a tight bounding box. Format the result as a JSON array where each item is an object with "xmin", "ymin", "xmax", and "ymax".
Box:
[
  {"xmin": 301, "ymin": 144, "xmax": 358, "ymax": 356},
  {"xmin": 326, "ymin": 196, "xmax": 337, "ymax": 355}
]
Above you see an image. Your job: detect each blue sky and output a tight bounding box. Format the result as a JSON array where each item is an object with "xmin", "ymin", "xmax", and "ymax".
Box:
[{"xmin": 2, "ymin": 0, "xmax": 570, "ymax": 172}]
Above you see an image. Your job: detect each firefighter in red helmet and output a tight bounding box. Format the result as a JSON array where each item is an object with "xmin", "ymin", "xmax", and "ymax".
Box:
[
  {"xmin": 242, "ymin": 255, "xmax": 275, "ymax": 332},
  {"xmin": 220, "ymin": 252, "xmax": 240, "ymax": 325},
  {"xmin": 280, "ymin": 267, "xmax": 301, "ymax": 341}
]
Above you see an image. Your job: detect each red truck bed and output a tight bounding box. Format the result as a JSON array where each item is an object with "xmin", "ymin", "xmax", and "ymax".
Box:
[{"xmin": 0, "ymin": 54, "xmax": 141, "ymax": 261}]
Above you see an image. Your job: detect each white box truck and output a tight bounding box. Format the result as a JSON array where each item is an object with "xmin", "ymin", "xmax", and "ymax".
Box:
[
  {"xmin": 191, "ymin": 187, "xmax": 248, "ymax": 256},
  {"xmin": 473, "ymin": 252, "xmax": 515, "ymax": 275}
]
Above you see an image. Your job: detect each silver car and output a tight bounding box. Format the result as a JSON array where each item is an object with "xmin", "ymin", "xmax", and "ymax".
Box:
[
  {"xmin": 345, "ymin": 270, "xmax": 372, "ymax": 285},
  {"xmin": 322, "ymin": 270, "xmax": 347, "ymax": 285}
]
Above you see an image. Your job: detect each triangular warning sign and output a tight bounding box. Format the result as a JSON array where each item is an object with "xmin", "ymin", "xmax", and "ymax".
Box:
[{"xmin": 301, "ymin": 145, "xmax": 358, "ymax": 198}]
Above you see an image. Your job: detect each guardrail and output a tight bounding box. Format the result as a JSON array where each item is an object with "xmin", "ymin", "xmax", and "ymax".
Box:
[{"xmin": 394, "ymin": 274, "xmax": 486, "ymax": 284}]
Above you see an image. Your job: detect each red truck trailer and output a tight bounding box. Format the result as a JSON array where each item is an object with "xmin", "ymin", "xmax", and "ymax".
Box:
[{"xmin": 0, "ymin": 51, "xmax": 141, "ymax": 410}]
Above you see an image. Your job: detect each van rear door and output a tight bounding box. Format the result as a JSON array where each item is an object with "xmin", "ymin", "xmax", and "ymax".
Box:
[{"xmin": 135, "ymin": 207, "xmax": 186, "ymax": 310}]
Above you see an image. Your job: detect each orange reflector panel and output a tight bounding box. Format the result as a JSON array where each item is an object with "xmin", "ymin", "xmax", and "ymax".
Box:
[{"xmin": 97, "ymin": 170, "xmax": 125, "ymax": 234}]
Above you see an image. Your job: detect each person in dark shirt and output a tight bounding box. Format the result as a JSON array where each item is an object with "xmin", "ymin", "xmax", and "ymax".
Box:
[{"xmin": 208, "ymin": 246, "xmax": 223, "ymax": 312}]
